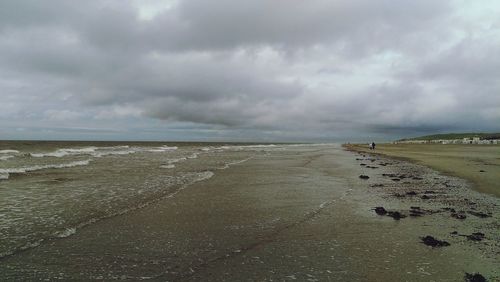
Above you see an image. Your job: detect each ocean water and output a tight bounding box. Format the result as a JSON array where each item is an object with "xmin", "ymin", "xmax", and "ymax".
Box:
[{"xmin": 0, "ymin": 141, "xmax": 285, "ymax": 259}]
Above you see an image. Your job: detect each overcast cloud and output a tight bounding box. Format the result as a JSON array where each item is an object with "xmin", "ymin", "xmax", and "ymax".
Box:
[{"xmin": 1, "ymin": 0, "xmax": 499, "ymax": 141}]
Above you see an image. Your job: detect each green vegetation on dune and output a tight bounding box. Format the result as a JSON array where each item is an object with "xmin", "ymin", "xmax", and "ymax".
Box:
[{"xmin": 401, "ymin": 132, "xmax": 500, "ymax": 141}]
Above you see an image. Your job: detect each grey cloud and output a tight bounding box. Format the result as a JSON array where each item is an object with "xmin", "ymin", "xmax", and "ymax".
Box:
[{"xmin": 0, "ymin": 0, "xmax": 499, "ymax": 141}]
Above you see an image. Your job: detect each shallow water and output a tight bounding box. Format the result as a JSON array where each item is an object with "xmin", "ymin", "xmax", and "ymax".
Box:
[
  {"xmin": 0, "ymin": 141, "xmax": 288, "ymax": 259},
  {"xmin": 1, "ymin": 142, "xmax": 499, "ymax": 281}
]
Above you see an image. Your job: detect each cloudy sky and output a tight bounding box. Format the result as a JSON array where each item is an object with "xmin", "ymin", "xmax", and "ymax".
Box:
[{"xmin": 1, "ymin": 0, "xmax": 499, "ymax": 142}]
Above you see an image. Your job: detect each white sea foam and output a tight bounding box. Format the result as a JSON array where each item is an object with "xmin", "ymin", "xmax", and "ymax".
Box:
[
  {"xmin": 29, "ymin": 146, "xmax": 141, "ymax": 158},
  {"xmin": 187, "ymin": 153, "xmax": 198, "ymax": 159},
  {"xmin": 163, "ymin": 171, "xmax": 214, "ymax": 200},
  {"xmin": 0, "ymin": 239, "xmax": 43, "ymax": 259},
  {"xmin": 219, "ymin": 157, "xmax": 252, "ymax": 170},
  {"xmin": 219, "ymin": 144, "xmax": 278, "ymax": 151},
  {"xmin": 0, "ymin": 155, "xmax": 14, "ymax": 161},
  {"xmin": 319, "ymin": 201, "xmax": 329, "ymax": 209},
  {"xmin": 31, "ymin": 147, "xmax": 98, "ymax": 158},
  {"xmin": 147, "ymin": 146, "xmax": 178, "ymax": 153},
  {"xmin": 0, "ymin": 159, "xmax": 91, "ymax": 180},
  {"xmin": 167, "ymin": 157, "xmax": 187, "ymax": 164},
  {"xmin": 196, "ymin": 171, "xmax": 214, "ymax": 181},
  {"xmin": 55, "ymin": 227, "xmax": 77, "ymax": 238},
  {"xmin": 99, "ymin": 145, "xmax": 130, "ymax": 149},
  {"xmin": 92, "ymin": 150, "xmax": 136, "ymax": 157},
  {"xmin": 0, "ymin": 150, "xmax": 20, "ymax": 154},
  {"xmin": 160, "ymin": 164, "xmax": 175, "ymax": 169},
  {"xmin": 19, "ymin": 240, "xmax": 43, "ymax": 251}
]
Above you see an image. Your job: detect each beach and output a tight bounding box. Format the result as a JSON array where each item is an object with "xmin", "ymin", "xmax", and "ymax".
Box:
[
  {"xmin": 346, "ymin": 143, "xmax": 500, "ymax": 197},
  {"xmin": 0, "ymin": 143, "xmax": 499, "ymax": 281}
]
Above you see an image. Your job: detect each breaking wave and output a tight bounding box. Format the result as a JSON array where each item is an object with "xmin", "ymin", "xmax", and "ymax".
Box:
[
  {"xmin": 147, "ymin": 146, "xmax": 178, "ymax": 152},
  {"xmin": 29, "ymin": 145, "xmax": 178, "ymax": 158},
  {"xmin": 0, "ymin": 150, "xmax": 20, "ymax": 154},
  {"xmin": 0, "ymin": 155, "xmax": 14, "ymax": 161},
  {"xmin": 30, "ymin": 147, "xmax": 98, "ymax": 158},
  {"xmin": 0, "ymin": 160, "xmax": 91, "ymax": 180},
  {"xmin": 218, "ymin": 144, "xmax": 279, "ymax": 151}
]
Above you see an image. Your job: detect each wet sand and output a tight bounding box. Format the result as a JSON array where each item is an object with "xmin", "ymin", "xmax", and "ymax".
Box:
[{"xmin": 1, "ymin": 145, "xmax": 498, "ymax": 281}]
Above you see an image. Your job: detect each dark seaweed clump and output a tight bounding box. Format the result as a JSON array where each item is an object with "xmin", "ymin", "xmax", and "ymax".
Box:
[
  {"xmin": 467, "ymin": 232, "xmax": 485, "ymax": 241},
  {"xmin": 421, "ymin": 236, "xmax": 450, "ymax": 247},
  {"xmin": 468, "ymin": 211, "xmax": 491, "ymax": 218},
  {"xmin": 387, "ymin": 211, "xmax": 406, "ymax": 220},
  {"xmin": 465, "ymin": 272, "xmax": 487, "ymax": 282},
  {"xmin": 374, "ymin": 207, "xmax": 387, "ymax": 215}
]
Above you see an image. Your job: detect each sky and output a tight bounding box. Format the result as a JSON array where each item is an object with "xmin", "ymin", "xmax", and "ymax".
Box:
[{"xmin": 1, "ymin": 0, "xmax": 499, "ymax": 142}]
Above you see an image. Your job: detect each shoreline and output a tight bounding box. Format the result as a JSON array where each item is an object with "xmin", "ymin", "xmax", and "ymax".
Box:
[{"xmin": 0, "ymin": 145, "xmax": 498, "ymax": 281}]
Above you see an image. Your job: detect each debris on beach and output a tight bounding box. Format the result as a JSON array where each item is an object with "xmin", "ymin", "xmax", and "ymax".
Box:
[
  {"xmin": 409, "ymin": 207, "xmax": 440, "ymax": 217},
  {"xmin": 374, "ymin": 207, "xmax": 387, "ymax": 215},
  {"xmin": 442, "ymin": 207, "xmax": 456, "ymax": 213},
  {"xmin": 465, "ymin": 272, "xmax": 487, "ymax": 282},
  {"xmin": 479, "ymin": 170, "xmax": 485, "ymax": 173},
  {"xmin": 467, "ymin": 232, "xmax": 485, "ymax": 241},
  {"xmin": 359, "ymin": 175, "xmax": 370, "ymax": 179},
  {"xmin": 443, "ymin": 182, "xmax": 455, "ymax": 188},
  {"xmin": 387, "ymin": 211, "xmax": 406, "ymax": 220},
  {"xmin": 351, "ymin": 147, "xmax": 498, "ymax": 270},
  {"xmin": 360, "ymin": 163, "xmax": 367, "ymax": 166},
  {"xmin": 373, "ymin": 207, "xmax": 407, "ymax": 219},
  {"xmin": 451, "ymin": 212, "xmax": 467, "ymax": 220},
  {"xmin": 409, "ymin": 207, "xmax": 425, "ymax": 217},
  {"xmin": 468, "ymin": 211, "xmax": 491, "ymax": 218},
  {"xmin": 409, "ymin": 211, "xmax": 423, "ymax": 217},
  {"xmin": 421, "ymin": 236, "xmax": 450, "ymax": 247}
]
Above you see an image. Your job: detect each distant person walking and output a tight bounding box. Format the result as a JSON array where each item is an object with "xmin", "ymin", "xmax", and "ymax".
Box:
[{"xmin": 371, "ymin": 142, "xmax": 376, "ymax": 150}]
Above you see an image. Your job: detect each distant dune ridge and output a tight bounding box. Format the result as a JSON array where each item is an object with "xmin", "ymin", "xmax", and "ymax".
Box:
[{"xmin": 400, "ymin": 132, "xmax": 500, "ymax": 141}]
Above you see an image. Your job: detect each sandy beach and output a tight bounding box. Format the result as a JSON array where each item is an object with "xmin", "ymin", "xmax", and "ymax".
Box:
[
  {"xmin": 0, "ymin": 144, "xmax": 498, "ymax": 281},
  {"xmin": 347, "ymin": 143, "xmax": 500, "ymax": 197}
]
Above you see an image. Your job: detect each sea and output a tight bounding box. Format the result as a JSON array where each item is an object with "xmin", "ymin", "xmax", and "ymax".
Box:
[{"xmin": 0, "ymin": 141, "xmax": 285, "ymax": 260}]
